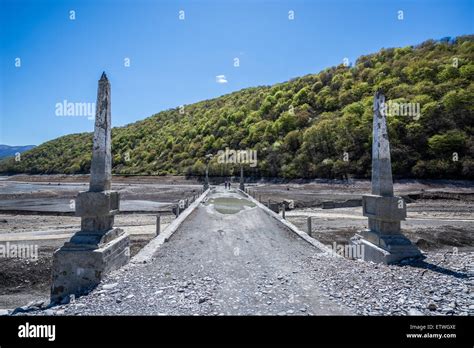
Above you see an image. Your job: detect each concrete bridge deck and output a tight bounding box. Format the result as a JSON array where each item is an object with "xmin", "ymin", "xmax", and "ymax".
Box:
[{"xmin": 55, "ymin": 187, "xmax": 351, "ymax": 315}]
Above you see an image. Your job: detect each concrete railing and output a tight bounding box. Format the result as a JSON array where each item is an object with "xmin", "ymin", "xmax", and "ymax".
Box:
[{"xmin": 131, "ymin": 188, "xmax": 210, "ymax": 264}]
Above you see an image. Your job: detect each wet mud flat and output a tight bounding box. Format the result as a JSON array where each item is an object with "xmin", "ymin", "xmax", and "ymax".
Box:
[{"xmin": 0, "ymin": 175, "xmax": 203, "ymax": 214}]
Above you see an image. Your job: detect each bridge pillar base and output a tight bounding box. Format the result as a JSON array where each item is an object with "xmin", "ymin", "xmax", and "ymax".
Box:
[
  {"xmin": 350, "ymin": 232, "xmax": 422, "ymax": 265},
  {"xmin": 51, "ymin": 229, "xmax": 130, "ymax": 304}
]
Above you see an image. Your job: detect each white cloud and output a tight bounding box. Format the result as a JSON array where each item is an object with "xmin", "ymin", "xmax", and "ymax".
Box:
[{"xmin": 216, "ymin": 75, "xmax": 228, "ymax": 84}]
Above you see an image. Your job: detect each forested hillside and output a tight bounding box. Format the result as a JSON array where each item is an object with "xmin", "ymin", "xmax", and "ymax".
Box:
[{"xmin": 1, "ymin": 36, "xmax": 473, "ymax": 179}]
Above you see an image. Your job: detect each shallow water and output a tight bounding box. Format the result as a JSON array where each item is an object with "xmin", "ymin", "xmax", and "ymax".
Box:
[{"xmin": 205, "ymin": 197, "xmax": 256, "ymax": 214}]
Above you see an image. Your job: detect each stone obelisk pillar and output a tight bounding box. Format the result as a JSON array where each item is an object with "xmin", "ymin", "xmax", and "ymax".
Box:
[
  {"xmin": 350, "ymin": 91, "xmax": 421, "ymax": 264},
  {"xmin": 239, "ymin": 166, "xmax": 245, "ymax": 191},
  {"xmin": 51, "ymin": 73, "xmax": 130, "ymax": 303},
  {"xmin": 90, "ymin": 72, "xmax": 112, "ymax": 193}
]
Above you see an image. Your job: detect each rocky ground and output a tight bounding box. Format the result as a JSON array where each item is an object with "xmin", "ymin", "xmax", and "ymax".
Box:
[
  {"xmin": 318, "ymin": 251, "xmax": 473, "ymax": 316},
  {"xmin": 13, "ymin": 249, "xmax": 473, "ymax": 317}
]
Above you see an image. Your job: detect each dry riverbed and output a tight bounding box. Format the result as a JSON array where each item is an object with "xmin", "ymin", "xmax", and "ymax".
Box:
[{"xmin": 0, "ymin": 175, "xmax": 472, "ymax": 313}]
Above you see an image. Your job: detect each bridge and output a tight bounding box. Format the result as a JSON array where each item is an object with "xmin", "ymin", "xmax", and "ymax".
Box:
[{"xmin": 48, "ymin": 186, "xmax": 351, "ymax": 315}]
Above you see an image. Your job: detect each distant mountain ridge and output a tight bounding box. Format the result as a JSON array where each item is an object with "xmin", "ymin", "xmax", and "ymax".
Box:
[
  {"xmin": 0, "ymin": 35, "xmax": 472, "ymax": 179},
  {"xmin": 0, "ymin": 145, "xmax": 36, "ymax": 160}
]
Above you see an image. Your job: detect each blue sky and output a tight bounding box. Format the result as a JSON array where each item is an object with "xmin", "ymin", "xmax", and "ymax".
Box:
[{"xmin": 0, "ymin": 0, "xmax": 472, "ymax": 146}]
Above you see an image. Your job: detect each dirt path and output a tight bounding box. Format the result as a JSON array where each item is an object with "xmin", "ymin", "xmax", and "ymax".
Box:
[{"xmin": 51, "ymin": 188, "xmax": 351, "ymax": 315}]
